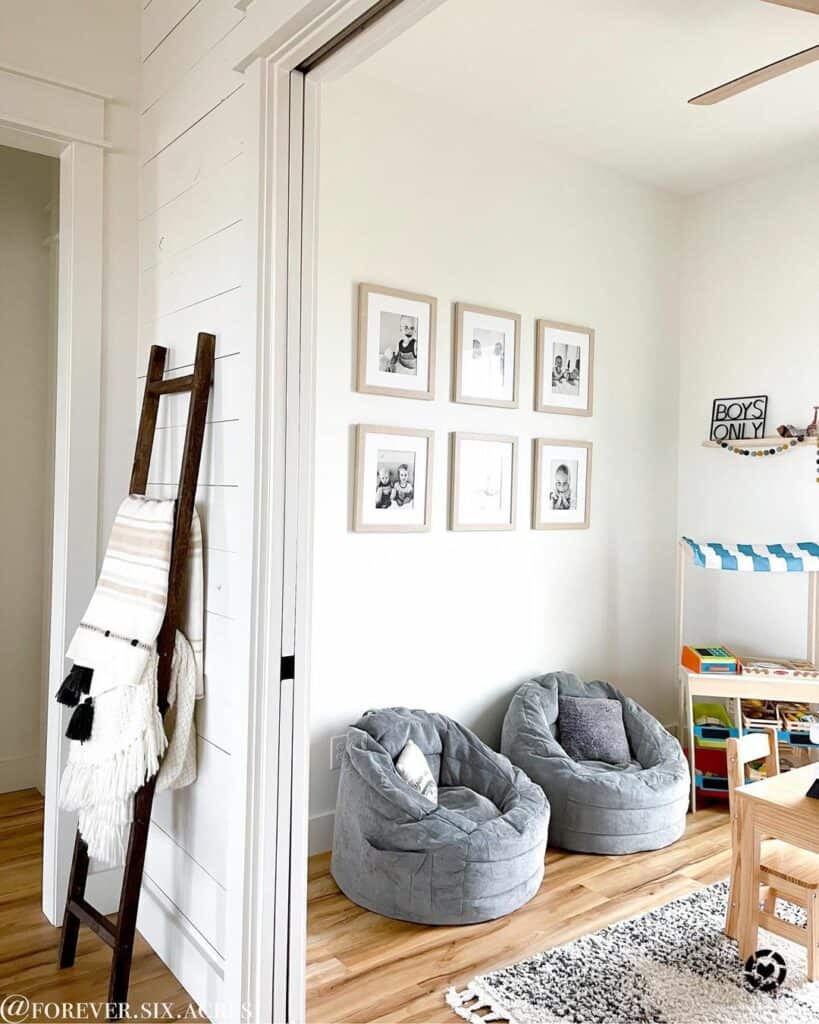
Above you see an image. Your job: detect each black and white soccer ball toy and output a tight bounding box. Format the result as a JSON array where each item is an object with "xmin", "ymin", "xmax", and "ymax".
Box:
[{"xmin": 744, "ymin": 949, "xmax": 787, "ymax": 993}]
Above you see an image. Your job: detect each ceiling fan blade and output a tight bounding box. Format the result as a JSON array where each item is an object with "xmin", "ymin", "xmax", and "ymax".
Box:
[
  {"xmin": 761, "ymin": 0, "xmax": 819, "ymax": 14},
  {"xmin": 689, "ymin": 44, "xmax": 819, "ymax": 104}
]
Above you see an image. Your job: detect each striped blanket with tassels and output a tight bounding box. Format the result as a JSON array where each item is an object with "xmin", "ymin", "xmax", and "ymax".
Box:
[
  {"xmin": 58, "ymin": 495, "xmax": 204, "ymax": 864},
  {"xmin": 683, "ymin": 537, "xmax": 819, "ymax": 573}
]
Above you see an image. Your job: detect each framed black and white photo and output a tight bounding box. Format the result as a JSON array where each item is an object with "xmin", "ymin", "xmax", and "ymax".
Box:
[
  {"xmin": 532, "ymin": 439, "xmax": 592, "ymax": 530},
  {"xmin": 449, "ymin": 432, "xmax": 517, "ymax": 531},
  {"xmin": 535, "ymin": 319, "xmax": 595, "ymax": 416},
  {"xmin": 453, "ymin": 303, "xmax": 520, "ymax": 408},
  {"xmin": 353, "ymin": 424, "xmax": 434, "ymax": 532},
  {"xmin": 357, "ymin": 283, "xmax": 436, "ymax": 400}
]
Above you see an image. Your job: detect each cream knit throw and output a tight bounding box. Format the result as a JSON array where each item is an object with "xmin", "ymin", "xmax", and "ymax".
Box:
[
  {"xmin": 66, "ymin": 495, "xmax": 204, "ymax": 696},
  {"xmin": 59, "ymin": 494, "xmax": 205, "ymax": 864},
  {"xmin": 60, "ymin": 631, "xmax": 197, "ymax": 864}
]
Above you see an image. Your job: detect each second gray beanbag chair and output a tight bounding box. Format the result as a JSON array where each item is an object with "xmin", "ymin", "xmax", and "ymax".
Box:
[
  {"xmin": 501, "ymin": 672, "xmax": 689, "ymax": 855},
  {"xmin": 331, "ymin": 707, "xmax": 550, "ymax": 925}
]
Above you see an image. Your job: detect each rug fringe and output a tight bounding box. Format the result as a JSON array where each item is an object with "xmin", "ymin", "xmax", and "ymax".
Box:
[{"xmin": 446, "ymin": 982, "xmax": 513, "ymax": 1024}]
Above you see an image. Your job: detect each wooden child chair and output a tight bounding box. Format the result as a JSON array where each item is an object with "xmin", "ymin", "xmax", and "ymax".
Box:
[{"xmin": 725, "ymin": 730, "xmax": 819, "ymax": 980}]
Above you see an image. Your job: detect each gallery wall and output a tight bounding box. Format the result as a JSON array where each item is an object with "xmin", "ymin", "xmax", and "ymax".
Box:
[
  {"xmin": 677, "ymin": 159, "xmax": 819, "ymax": 660},
  {"xmin": 309, "ymin": 70, "xmax": 683, "ymax": 853}
]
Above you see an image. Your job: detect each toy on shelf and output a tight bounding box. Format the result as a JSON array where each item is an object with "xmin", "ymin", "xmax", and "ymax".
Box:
[
  {"xmin": 741, "ymin": 699, "xmax": 779, "ymax": 730},
  {"xmin": 777, "ymin": 406, "xmax": 818, "ymax": 440},
  {"xmin": 740, "ymin": 656, "xmax": 819, "ymax": 679},
  {"xmin": 681, "ymin": 645, "xmax": 738, "ymax": 674}
]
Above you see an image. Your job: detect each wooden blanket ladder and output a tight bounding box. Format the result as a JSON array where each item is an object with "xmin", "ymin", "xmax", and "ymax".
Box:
[{"xmin": 57, "ymin": 333, "xmax": 215, "ymax": 1016}]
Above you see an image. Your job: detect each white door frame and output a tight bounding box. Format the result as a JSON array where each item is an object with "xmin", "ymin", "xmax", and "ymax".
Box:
[
  {"xmin": 232, "ymin": 1, "xmax": 445, "ymax": 1019},
  {"xmin": 0, "ymin": 65, "xmax": 109, "ymax": 924}
]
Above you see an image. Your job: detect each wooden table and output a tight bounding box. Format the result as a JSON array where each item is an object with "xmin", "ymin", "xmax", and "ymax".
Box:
[{"xmin": 735, "ymin": 762, "xmax": 819, "ymax": 960}]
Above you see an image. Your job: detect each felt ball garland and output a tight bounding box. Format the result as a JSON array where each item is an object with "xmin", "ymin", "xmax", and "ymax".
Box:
[
  {"xmin": 716, "ymin": 434, "xmax": 819, "ymax": 483},
  {"xmin": 717, "ymin": 437, "xmax": 807, "ymax": 457}
]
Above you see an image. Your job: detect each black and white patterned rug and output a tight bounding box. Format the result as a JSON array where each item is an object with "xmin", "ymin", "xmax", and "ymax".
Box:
[{"xmin": 446, "ymin": 882, "xmax": 818, "ymax": 1024}]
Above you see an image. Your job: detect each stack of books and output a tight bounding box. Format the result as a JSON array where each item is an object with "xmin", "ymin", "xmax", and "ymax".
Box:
[{"xmin": 681, "ymin": 646, "xmax": 738, "ymax": 674}]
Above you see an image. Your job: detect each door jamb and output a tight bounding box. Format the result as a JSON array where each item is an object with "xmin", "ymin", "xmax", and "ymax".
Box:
[{"xmin": 233, "ymin": 1, "xmax": 446, "ymax": 1019}]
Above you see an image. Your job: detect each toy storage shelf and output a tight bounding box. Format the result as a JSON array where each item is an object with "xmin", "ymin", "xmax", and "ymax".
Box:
[
  {"xmin": 677, "ymin": 536, "xmax": 819, "ymax": 813},
  {"xmin": 681, "ymin": 671, "xmax": 819, "ymax": 811}
]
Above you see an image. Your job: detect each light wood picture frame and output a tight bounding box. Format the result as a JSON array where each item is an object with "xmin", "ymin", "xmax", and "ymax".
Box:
[
  {"xmin": 449, "ymin": 432, "xmax": 518, "ymax": 532},
  {"xmin": 532, "ymin": 438, "xmax": 592, "ymax": 530},
  {"xmin": 357, "ymin": 283, "xmax": 437, "ymax": 400},
  {"xmin": 353, "ymin": 424, "xmax": 434, "ymax": 533},
  {"xmin": 452, "ymin": 302, "xmax": 521, "ymax": 408},
  {"xmin": 535, "ymin": 319, "xmax": 595, "ymax": 416}
]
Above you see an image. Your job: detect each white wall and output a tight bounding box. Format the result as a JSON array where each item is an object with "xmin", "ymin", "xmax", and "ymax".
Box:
[
  {"xmin": 309, "ymin": 71, "xmax": 683, "ymax": 852},
  {"xmin": 0, "ymin": 145, "xmax": 57, "ymax": 795},
  {"xmin": 0, "ymin": 0, "xmax": 141, "ymax": 550},
  {"xmin": 678, "ymin": 160, "xmax": 819, "ymax": 659},
  {"xmin": 137, "ymin": 0, "xmax": 254, "ymax": 1008}
]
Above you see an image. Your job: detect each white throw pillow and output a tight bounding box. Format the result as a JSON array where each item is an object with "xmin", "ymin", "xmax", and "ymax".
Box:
[{"xmin": 395, "ymin": 739, "xmax": 437, "ymax": 803}]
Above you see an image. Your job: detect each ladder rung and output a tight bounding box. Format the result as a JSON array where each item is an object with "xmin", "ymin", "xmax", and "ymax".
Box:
[
  {"xmin": 68, "ymin": 897, "xmax": 117, "ymax": 947},
  {"xmin": 147, "ymin": 373, "xmax": 195, "ymax": 396}
]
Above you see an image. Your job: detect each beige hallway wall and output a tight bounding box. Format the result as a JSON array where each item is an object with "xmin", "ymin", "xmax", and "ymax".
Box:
[{"xmin": 0, "ymin": 144, "xmax": 58, "ymax": 794}]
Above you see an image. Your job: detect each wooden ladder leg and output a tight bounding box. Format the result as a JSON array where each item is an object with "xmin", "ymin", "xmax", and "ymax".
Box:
[
  {"xmin": 107, "ymin": 779, "xmax": 157, "ymax": 1018},
  {"xmin": 58, "ymin": 831, "xmax": 90, "ymax": 968}
]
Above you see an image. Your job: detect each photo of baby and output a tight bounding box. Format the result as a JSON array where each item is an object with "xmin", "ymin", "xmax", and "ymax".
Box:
[
  {"xmin": 533, "ymin": 439, "xmax": 591, "ymax": 530},
  {"xmin": 374, "ymin": 449, "xmax": 416, "ymax": 511},
  {"xmin": 551, "ymin": 341, "xmax": 581, "ymax": 397},
  {"xmin": 378, "ymin": 312, "xmax": 418, "ymax": 376},
  {"xmin": 549, "ymin": 459, "xmax": 578, "ymax": 511}
]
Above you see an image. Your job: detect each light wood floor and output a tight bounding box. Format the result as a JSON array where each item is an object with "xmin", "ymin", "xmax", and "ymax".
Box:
[
  {"xmin": 0, "ymin": 789, "xmax": 194, "ymax": 1020},
  {"xmin": 307, "ymin": 806, "xmax": 732, "ymax": 1024}
]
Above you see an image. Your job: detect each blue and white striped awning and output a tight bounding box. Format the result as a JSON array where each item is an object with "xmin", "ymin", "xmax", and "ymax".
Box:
[{"xmin": 683, "ymin": 537, "xmax": 819, "ymax": 572}]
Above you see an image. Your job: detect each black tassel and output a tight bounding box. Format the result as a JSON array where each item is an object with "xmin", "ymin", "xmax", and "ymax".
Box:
[
  {"xmin": 56, "ymin": 665, "xmax": 93, "ymax": 707},
  {"xmin": 66, "ymin": 697, "xmax": 94, "ymax": 743}
]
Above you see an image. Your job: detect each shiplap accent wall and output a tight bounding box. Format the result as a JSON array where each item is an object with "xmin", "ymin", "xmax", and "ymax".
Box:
[{"xmin": 137, "ymin": 0, "xmax": 252, "ymax": 1006}]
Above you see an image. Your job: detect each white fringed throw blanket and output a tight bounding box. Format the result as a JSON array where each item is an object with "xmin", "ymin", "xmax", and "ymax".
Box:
[{"xmin": 59, "ymin": 495, "xmax": 204, "ymax": 864}]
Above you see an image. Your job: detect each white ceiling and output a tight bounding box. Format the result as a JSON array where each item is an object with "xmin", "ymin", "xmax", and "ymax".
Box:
[{"xmin": 356, "ymin": 0, "xmax": 819, "ymax": 194}]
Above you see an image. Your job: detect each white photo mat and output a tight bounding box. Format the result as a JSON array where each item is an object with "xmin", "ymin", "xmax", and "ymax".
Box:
[
  {"xmin": 536, "ymin": 320, "xmax": 594, "ymax": 416},
  {"xmin": 532, "ymin": 439, "xmax": 592, "ymax": 530},
  {"xmin": 453, "ymin": 303, "xmax": 520, "ymax": 408},
  {"xmin": 354, "ymin": 425, "xmax": 433, "ymax": 532},
  {"xmin": 450, "ymin": 433, "xmax": 517, "ymax": 531},
  {"xmin": 358, "ymin": 284, "xmax": 436, "ymax": 399}
]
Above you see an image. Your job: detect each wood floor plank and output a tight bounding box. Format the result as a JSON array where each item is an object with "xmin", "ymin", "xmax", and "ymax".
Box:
[
  {"xmin": 307, "ymin": 808, "xmax": 732, "ymax": 1023},
  {"xmin": 0, "ymin": 789, "xmax": 197, "ymax": 1020}
]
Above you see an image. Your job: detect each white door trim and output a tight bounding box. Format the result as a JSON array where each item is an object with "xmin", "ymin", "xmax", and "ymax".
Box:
[
  {"xmin": 0, "ymin": 66, "xmax": 108, "ymax": 925},
  {"xmin": 232, "ymin": 1, "xmax": 445, "ymax": 1019}
]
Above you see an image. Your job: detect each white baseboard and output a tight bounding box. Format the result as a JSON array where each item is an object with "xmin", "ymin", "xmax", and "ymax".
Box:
[
  {"xmin": 137, "ymin": 875, "xmax": 225, "ymax": 1017},
  {"xmin": 0, "ymin": 753, "xmax": 41, "ymax": 794},
  {"xmin": 309, "ymin": 810, "xmax": 335, "ymax": 856}
]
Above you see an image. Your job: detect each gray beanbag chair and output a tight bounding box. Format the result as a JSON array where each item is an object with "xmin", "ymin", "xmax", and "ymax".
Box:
[
  {"xmin": 331, "ymin": 707, "xmax": 550, "ymax": 925},
  {"xmin": 501, "ymin": 672, "xmax": 689, "ymax": 855}
]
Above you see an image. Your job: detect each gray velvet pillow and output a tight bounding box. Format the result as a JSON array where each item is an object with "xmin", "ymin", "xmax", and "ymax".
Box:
[{"xmin": 558, "ymin": 695, "xmax": 631, "ymax": 765}]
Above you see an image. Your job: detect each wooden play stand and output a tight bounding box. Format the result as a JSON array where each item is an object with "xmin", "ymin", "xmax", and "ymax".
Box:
[{"xmin": 677, "ymin": 538, "xmax": 819, "ymax": 812}]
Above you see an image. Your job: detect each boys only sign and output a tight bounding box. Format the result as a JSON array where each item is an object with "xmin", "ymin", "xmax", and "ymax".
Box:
[{"xmin": 710, "ymin": 395, "xmax": 768, "ymax": 442}]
